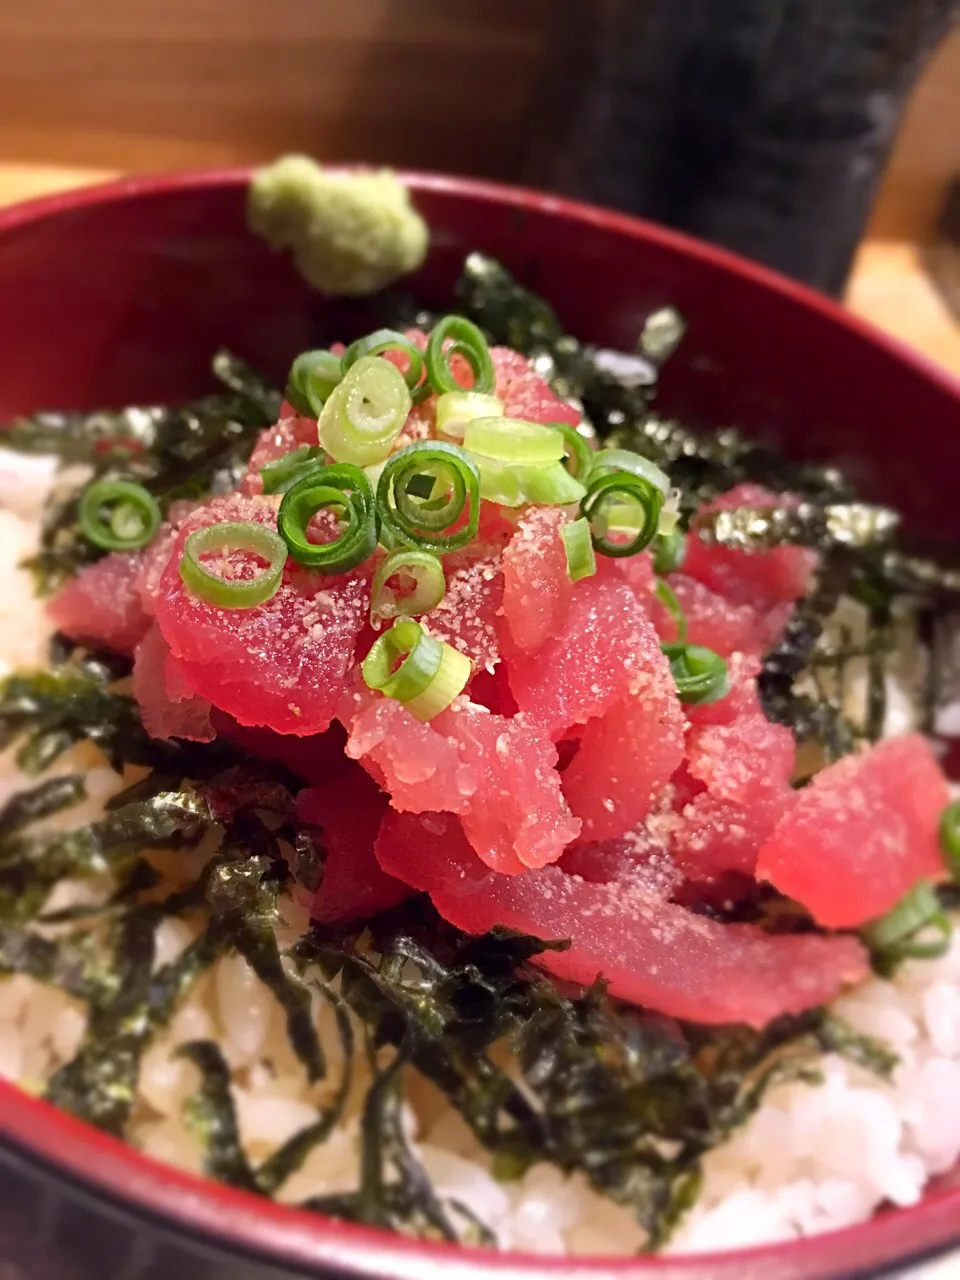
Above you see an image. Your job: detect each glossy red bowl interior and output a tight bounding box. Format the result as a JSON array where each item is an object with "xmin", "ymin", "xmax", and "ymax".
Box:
[{"xmin": 0, "ymin": 170, "xmax": 959, "ymax": 1280}]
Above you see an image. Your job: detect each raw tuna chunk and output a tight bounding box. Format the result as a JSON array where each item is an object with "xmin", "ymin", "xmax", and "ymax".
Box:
[
  {"xmin": 683, "ymin": 483, "xmax": 816, "ymax": 615},
  {"xmin": 150, "ymin": 494, "xmax": 369, "ymax": 736},
  {"xmin": 48, "ymin": 551, "xmax": 150, "ymax": 654},
  {"xmin": 242, "ymin": 414, "xmax": 319, "ymax": 495},
  {"xmin": 501, "ymin": 507, "xmax": 572, "ymax": 654},
  {"xmin": 490, "ymin": 346, "xmax": 581, "ymax": 427},
  {"xmin": 421, "ymin": 541, "xmax": 503, "ymax": 673},
  {"xmin": 132, "ymin": 624, "xmax": 214, "ymax": 742},
  {"xmin": 509, "ymin": 576, "xmax": 685, "ymax": 840},
  {"xmin": 756, "ymin": 733, "xmax": 950, "ymax": 928},
  {"xmin": 297, "ymin": 765, "xmax": 410, "ymax": 923},
  {"xmin": 650, "ymin": 574, "xmax": 764, "ymax": 656},
  {"xmin": 375, "ymin": 809, "xmax": 869, "ymax": 1028},
  {"xmin": 342, "ymin": 687, "xmax": 580, "ymax": 873}
]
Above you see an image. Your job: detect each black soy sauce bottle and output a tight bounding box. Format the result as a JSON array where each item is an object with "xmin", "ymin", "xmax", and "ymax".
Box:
[{"xmin": 524, "ymin": 0, "xmax": 959, "ymax": 296}]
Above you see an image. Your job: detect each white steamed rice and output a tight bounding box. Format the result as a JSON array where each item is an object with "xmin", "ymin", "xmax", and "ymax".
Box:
[{"xmin": 1, "ymin": 449, "xmax": 959, "ymax": 1261}]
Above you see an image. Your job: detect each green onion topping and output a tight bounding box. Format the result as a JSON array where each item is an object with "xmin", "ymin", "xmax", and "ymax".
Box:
[
  {"xmin": 425, "ymin": 315, "xmax": 496, "ymax": 396},
  {"xmin": 362, "ymin": 618, "xmax": 472, "ymax": 721},
  {"xmin": 179, "ymin": 521, "xmax": 287, "ymax": 608},
  {"xmin": 655, "ymin": 580, "xmax": 688, "ymax": 642},
  {"xmin": 371, "ymin": 548, "xmax": 446, "ymax": 624},
  {"xmin": 435, "ymin": 391, "xmax": 504, "ymax": 442},
  {"xmin": 550, "ymin": 423, "xmax": 593, "ymax": 481},
  {"xmin": 662, "ymin": 642, "xmax": 729, "ymax": 704},
  {"xmin": 286, "ymin": 349, "xmax": 343, "ymax": 416},
  {"xmin": 862, "ymin": 881, "xmax": 952, "ymax": 963},
  {"xmin": 581, "ymin": 470, "xmax": 666, "ymax": 557},
  {"xmin": 940, "ymin": 799, "xmax": 960, "ymax": 880},
  {"xmin": 259, "ymin": 445, "xmax": 327, "ymax": 495},
  {"xmin": 653, "ymin": 526, "xmax": 687, "ymax": 575},
  {"xmin": 318, "ymin": 355, "xmax": 411, "ymax": 467},
  {"xmin": 341, "ymin": 329, "xmax": 428, "ymax": 403},
  {"xmin": 377, "ymin": 442, "xmax": 480, "ymax": 554},
  {"xmin": 464, "ymin": 416, "xmax": 566, "ymax": 467},
  {"xmin": 277, "ymin": 462, "xmax": 377, "ymax": 573},
  {"xmin": 562, "ymin": 518, "xmax": 596, "ymax": 583},
  {"xmin": 589, "ymin": 448, "xmax": 671, "ymax": 496},
  {"xmin": 78, "ymin": 480, "xmax": 162, "ymax": 552},
  {"xmin": 475, "ymin": 456, "xmax": 586, "ymax": 508}
]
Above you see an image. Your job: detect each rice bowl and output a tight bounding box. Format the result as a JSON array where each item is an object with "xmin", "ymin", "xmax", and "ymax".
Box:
[{"xmin": 0, "ymin": 168, "xmax": 958, "ymax": 1280}]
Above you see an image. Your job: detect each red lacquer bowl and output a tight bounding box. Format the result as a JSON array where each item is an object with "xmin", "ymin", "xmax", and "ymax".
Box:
[{"xmin": 0, "ymin": 170, "xmax": 958, "ymax": 1280}]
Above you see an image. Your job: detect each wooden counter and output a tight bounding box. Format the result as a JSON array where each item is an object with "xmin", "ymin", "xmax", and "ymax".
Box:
[{"xmin": 0, "ymin": 162, "xmax": 958, "ymax": 381}]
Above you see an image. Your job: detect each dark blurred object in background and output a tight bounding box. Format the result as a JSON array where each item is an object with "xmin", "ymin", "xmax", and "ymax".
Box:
[{"xmin": 525, "ymin": 0, "xmax": 960, "ymax": 296}]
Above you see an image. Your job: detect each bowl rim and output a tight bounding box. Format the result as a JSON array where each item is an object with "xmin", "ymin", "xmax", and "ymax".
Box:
[{"xmin": 0, "ymin": 166, "xmax": 959, "ymax": 1279}]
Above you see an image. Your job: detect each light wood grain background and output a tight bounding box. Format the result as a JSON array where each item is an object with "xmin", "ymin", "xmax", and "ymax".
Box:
[{"xmin": 0, "ymin": 1, "xmax": 956, "ymax": 243}]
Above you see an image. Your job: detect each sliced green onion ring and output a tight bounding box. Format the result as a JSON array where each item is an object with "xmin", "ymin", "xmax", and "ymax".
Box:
[
  {"xmin": 589, "ymin": 448, "xmax": 671, "ymax": 497},
  {"xmin": 464, "ymin": 416, "xmax": 565, "ymax": 466},
  {"xmin": 341, "ymin": 329, "xmax": 428, "ymax": 402},
  {"xmin": 260, "ymin": 445, "xmax": 327, "ymax": 495},
  {"xmin": 286, "ymin": 349, "xmax": 343, "ymax": 416},
  {"xmin": 581, "ymin": 470, "xmax": 665, "ymax": 557},
  {"xmin": 377, "ymin": 442, "xmax": 480, "ymax": 554},
  {"xmin": 362, "ymin": 618, "xmax": 472, "ymax": 721},
  {"xmin": 425, "ymin": 315, "xmax": 496, "ymax": 396},
  {"xmin": 371, "ymin": 548, "xmax": 446, "ymax": 624},
  {"xmin": 277, "ymin": 462, "xmax": 377, "ymax": 573},
  {"xmin": 79, "ymin": 480, "xmax": 161, "ymax": 552},
  {"xmin": 653, "ymin": 526, "xmax": 687, "ymax": 575},
  {"xmin": 318, "ymin": 355, "xmax": 411, "ymax": 467},
  {"xmin": 562, "ymin": 518, "xmax": 596, "ymax": 583},
  {"xmin": 940, "ymin": 799, "xmax": 960, "ymax": 879},
  {"xmin": 476, "ymin": 456, "xmax": 586, "ymax": 508},
  {"xmin": 549, "ymin": 423, "xmax": 593, "ymax": 480},
  {"xmin": 862, "ymin": 881, "xmax": 953, "ymax": 963},
  {"xmin": 661, "ymin": 642, "xmax": 729, "ymax": 705},
  {"xmin": 179, "ymin": 521, "xmax": 287, "ymax": 608},
  {"xmin": 435, "ymin": 391, "xmax": 504, "ymax": 442},
  {"xmin": 655, "ymin": 580, "xmax": 688, "ymax": 642}
]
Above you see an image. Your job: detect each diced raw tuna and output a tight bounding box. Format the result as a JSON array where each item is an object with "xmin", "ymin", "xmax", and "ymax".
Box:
[
  {"xmin": 650, "ymin": 574, "xmax": 764, "ymax": 656},
  {"xmin": 490, "ymin": 347, "xmax": 581, "ymax": 427},
  {"xmin": 150, "ymin": 494, "xmax": 369, "ymax": 736},
  {"xmin": 48, "ymin": 550, "xmax": 151, "ymax": 654},
  {"xmin": 342, "ymin": 687, "xmax": 580, "ymax": 873},
  {"xmin": 683, "ymin": 483, "xmax": 816, "ymax": 614},
  {"xmin": 213, "ymin": 714, "xmax": 350, "ymax": 784},
  {"xmin": 501, "ymin": 507, "xmax": 572, "ymax": 654},
  {"xmin": 509, "ymin": 575, "xmax": 685, "ymax": 840},
  {"xmin": 132, "ymin": 624, "xmax": 215, "ymax": 742},
  {"xmin": 297, "ymin": 764, "xmax": 410, "ymax": 923},
  {"xmin": 375, "ymin": 809, "xmax": 869, "ymax": 1028},
  {"xmin": 242, "ymin": 414, "xmax": 319, "ymax": 495},
  {"xmin": 421, "ymin": 541, "xmax": 503, "ymax": 673},
  {"xmin": 756, "ymin": 733, "xmax": 950, "ymax": 928}
]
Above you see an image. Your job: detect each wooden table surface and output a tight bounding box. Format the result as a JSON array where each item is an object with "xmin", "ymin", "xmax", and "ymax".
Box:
[{"xmin": 1, "ymin": 162, "xmax": 959, "ymax": 381}]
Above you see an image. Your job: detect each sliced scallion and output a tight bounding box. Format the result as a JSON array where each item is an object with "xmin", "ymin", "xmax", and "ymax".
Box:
[
  {"xmin": 425, "ymin": 315, "xmax": 495, "ymax": 396},
  {"xmin": 318, "ymin": 355, "xmax": 411, "ymax": 467},
  {"xmin": 435, "ymin": 390, "xmax": 504, "ymax": 442},
  {"xmin": 475, "ymin": 456, "xmax": 586, "ymax": 508},
  {"xmin": 179, "ymin": 521, "xmax": 287, "ymax": 608},
  {"xmin": 940, "ymin": 799, "xmax": 960, "ymax": 879},
  {"xmin": 277, "ymin": 462, "xmax": 377, "ymax": 573},
  {"xmin": 341, "ymin": 329, "xmax": 428, "ymax": 402},
  {"xmin": 259, "ymin": 445, "xmax": 327, "ymax": 495},
  {"xmin": 862, "ymin": 881, "xmax": 952, "ymax": 963},
  {"xmin": 562, "ymin": 518, "xmax": 596, "ymax": 583},
  {"xmin": 377, "ymin": 442, "xmax": 479, "ymax": 554},
  {"xmin": 655, "ymin": 580, "xmax": 688, "ymax": 642},
  {"xmin": 286, "ymin": 349, "xmax": 343, "ymax": 416},
  {"xmin": 653, "ymin": 526, "xmax": 687, "ymax": 575},
  {"xmin": 589, "ymin": 448, "xmax": 670, "ymax": 497},
  {"xmin": 371, "ymin": 548, "xmax": 446, "ymax": 625},
  {"xmin": 662, "ymin": 642, "xmax": 729, "ymax": 704},
  {"xmin": 362, "ymin": 618, "xmax": 471, "ymax": 721},
  {"xmin": 581, "ymin": 470, "xmax": 665, "ymax": 557},
  {"xmin": 79, "ymin": 480, "xmax": 161, "ymax": 552},
  {"xmin": 550, "ymin": 423, "xmax": 593, "ymax": 481},
  {"xmin": 464, "ymin": 417, "xmax": 565, "ymax": 466}
]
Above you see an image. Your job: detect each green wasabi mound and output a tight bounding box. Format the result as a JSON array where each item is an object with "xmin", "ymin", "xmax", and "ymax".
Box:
[{"xmin": 248, "ymin": 155, "xmax": 429, "ymax": 297}]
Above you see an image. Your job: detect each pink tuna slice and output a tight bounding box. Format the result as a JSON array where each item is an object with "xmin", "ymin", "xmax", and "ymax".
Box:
[
  {"xmin": 242, "ymin": 414, "xmax": 319, "ymax": 495},
  {"xmin": 501, "ymin": 507, "xmax": 573, "ymax": 655},
  {"xmin": 296, "ymin": 764, "xmax": 410, "ymax": 924},
  {"xmin": 419, "ymin": 540, "xmax": 504, "ymax": 673},
  {"xmin": 132, "ymin": 624, "xmax": 214, "ymax": 742},
  {"xmin": 341, "ymin": 685, "xmax": 580, "ymax": 874},
  {"xmin": 649, "ymin": 574, "xmax": 765, "ymax": 657},
  {"xmin": 48, "ymin": 550, "xmax": 151, "ymax": 655},
  {"xmin": 508, "ymin": 575, "xmax": 685, "ymax": 840},
  {"xmin": 756, "ymin": 733, "xmax": 950, "ymax": 928},
  {"xmin": 375, "ymin": 809, "xmax": 869, "ymax": 1028},
  {"xmin": 683, "ymin": 483, "xmax": 817, "ymax": 616},
  {"xmin": 150, "ymin": 493, "xmax": 369, "ymax": 736}
]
